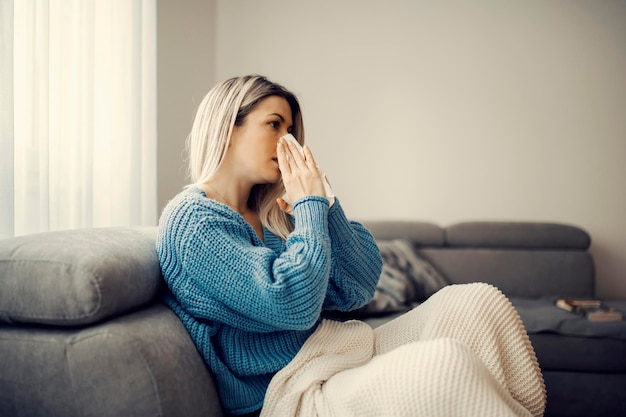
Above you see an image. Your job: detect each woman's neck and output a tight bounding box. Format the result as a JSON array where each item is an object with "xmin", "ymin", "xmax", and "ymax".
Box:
[
  {"xmin": 201, "ymin": 180, "xmax": 251, "ymax": 215},
  {"xmin": 200, "ymin": 180, "xmax": 265, "ymax": 242}
]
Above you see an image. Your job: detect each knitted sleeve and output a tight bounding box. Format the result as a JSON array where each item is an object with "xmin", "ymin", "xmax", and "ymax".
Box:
[
  {"xmin": 168, "ymin": 196, "xmax": 332, "ymax": 333},
  {"xmin": 322, "ymin": 199, "xmax": 383, "ymax": 311}
]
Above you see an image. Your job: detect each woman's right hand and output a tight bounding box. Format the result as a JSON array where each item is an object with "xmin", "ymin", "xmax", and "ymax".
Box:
[{"xmin": 277, "ymin": 136, "xmax": 326, "ymax": 209}]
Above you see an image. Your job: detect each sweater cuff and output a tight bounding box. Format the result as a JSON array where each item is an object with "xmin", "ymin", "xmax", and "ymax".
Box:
[
  {"xmin": 292, "ymin": 196, "xmax": 329, "ymax": 233},
  {"xmin": 327, "ymin": 198, "xmax": 354, "ymax": 244}
]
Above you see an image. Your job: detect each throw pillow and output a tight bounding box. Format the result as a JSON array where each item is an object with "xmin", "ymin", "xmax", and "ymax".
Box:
[{"xmin": 355, "ymin": 239, "xmax": 448, "ymax": 315}]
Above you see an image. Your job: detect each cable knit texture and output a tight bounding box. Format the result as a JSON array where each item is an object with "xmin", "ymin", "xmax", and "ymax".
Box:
[
  {"xmin": 156, "ymin": 186, "xmax": 382, "ymax": 415},
  {"xmin": 262, "ymin": 283, "xmax": 546, "ymax": 417}
]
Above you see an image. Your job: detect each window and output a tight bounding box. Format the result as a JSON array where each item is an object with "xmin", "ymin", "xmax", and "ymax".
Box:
[{"xmin": 0, "ymin": 0, "xmax": 157, "ymax": 238}]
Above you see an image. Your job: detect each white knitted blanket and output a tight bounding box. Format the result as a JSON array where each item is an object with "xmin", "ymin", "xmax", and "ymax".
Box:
[{"xmin": 261, "ymin": 283, "xmax": 546, "ymax": 417}]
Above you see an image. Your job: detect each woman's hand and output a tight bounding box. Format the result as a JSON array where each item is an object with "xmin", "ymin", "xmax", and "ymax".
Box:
[{"xmin": 276, "ymin": 136, "xmax": 326, "ymax": 213}]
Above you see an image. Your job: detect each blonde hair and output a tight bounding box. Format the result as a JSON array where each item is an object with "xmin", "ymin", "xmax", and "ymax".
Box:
[{"xmin": 186, "ymin": 75, "xmax": 304, "ymax": 240}]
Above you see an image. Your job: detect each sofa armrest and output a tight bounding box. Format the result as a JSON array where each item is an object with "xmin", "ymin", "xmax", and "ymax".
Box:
[{"xmin": 0, "ymin": 227, "xmax": 164, "ymax": 326}]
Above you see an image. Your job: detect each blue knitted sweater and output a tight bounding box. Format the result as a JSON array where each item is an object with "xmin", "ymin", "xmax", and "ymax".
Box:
[{"xmin": 156, "ymin": 186, "xmax": 382, "ymax": 415}]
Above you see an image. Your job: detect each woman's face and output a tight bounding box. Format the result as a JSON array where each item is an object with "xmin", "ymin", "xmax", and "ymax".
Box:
[{"xmin": 229, "ymin": 95, "xmax": 294, "ymax": 185}]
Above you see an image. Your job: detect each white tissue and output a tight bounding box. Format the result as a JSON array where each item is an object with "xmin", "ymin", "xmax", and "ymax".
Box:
[{"xmin": 282, "ymin": 133, "xmax": 305, "ymax": 157}]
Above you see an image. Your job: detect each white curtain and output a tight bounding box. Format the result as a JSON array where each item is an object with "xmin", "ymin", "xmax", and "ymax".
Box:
[{"xmin": 0, "ymin": 0, "xmax": 157, "ymax": 239}]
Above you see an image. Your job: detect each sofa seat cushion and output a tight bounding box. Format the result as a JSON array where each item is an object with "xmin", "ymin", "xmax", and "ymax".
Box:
[
  {"xmin": 0, "ymin": 303, "xmax": 221, "ymax": 417},
  {"xmin": 510, "ymin": 297, "xmax": 626, "ymax": 340},
  {"xmin": 0, "ymin": 227, "xmax": 163, "ymax": 326},
  {"xmin": 529, "ymin": 332, "xmax": 626, "ymax": 373}
]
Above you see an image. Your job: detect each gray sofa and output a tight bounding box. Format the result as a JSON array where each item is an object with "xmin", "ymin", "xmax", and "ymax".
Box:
[{"xmin": 1, "ymin": 221, "xmax": 625, "ymax": 417}]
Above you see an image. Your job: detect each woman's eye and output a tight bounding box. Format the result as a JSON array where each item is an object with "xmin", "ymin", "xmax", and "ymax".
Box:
[{"xmin": 269, "ymin": 121, "xmax": 279, "ymax": 129}]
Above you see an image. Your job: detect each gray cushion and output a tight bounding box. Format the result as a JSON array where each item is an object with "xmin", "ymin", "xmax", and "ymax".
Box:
[
  {"xmin": 0, "ymin": 227, "xmax": 163, "ymax": 326},
  {"xmin": 446, "ymin": 222, "xmax": 591, "ymax": 249},
  {"xmin": 541, "ymin": 371, "xmax": 626, "ymax": 417},
  {"xmin": 529, "ymin": 333, "xmax": 626, "ymax": 373},
  {"xmin": 418, "ymin": 248, "xmax": 594, "ymax": 299},
  {"xmin": 0, "ymin": 303, "xmax": 223, "ymax": 417},
  {"xmin": 360, "ymin": 221, "xmax": 444, "ymax": 246}
]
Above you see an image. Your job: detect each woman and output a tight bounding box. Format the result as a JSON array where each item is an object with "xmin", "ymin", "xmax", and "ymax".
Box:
[{"xmin": 157, "ymin": 75, "xmax": 546, "ymax": 417}]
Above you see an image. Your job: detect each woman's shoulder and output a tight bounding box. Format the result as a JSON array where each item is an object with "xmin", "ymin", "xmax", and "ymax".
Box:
[
  {"xmin": 158, "ymin": 186, "xmax": 246, "ymax": 238},
  {"xmin": 161, "ymin": 186, "xmax": 234, "ymax": 220}
]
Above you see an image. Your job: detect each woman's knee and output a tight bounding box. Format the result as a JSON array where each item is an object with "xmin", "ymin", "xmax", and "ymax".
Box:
[{"xmin": 326, "ymin": 338, "xmax": 509, "ymax": 416}]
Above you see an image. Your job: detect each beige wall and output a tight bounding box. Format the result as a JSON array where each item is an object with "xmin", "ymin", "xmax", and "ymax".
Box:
[
  {"xmin": 156, "ymin": 0, "xmax": 216, "ymax": 212},
  {"xmin": 158, "ymin": 0, "xmax": 626, "ymax": 298}
]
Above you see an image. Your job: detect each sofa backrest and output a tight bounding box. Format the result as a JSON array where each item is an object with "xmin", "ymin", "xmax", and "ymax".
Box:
[{"xmin": 361, "ymin": 220, "xmax": 595, "ymax": 299}]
